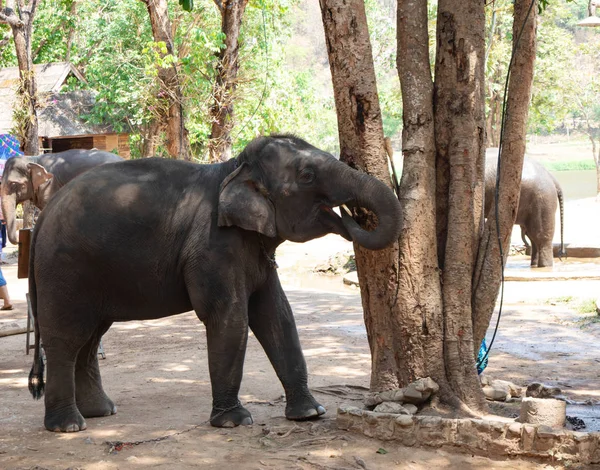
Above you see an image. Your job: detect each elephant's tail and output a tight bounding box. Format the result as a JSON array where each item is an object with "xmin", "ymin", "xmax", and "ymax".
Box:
[
  {"xmin": 555, "ymin": 178, "xmax": 566, "ymax": 260},
  {"xmin": 28, "ymin": 228, "xmax": 45, "ymax": 400}
]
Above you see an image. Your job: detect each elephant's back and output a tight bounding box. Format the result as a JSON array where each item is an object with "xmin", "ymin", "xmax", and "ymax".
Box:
[
  {"xmin": 34, "ymin": 159, "xmax": 222, "ymax": 267},
  {"xmin": 31, "ymin": 158, "xmax": 229, "ymax": 316}
]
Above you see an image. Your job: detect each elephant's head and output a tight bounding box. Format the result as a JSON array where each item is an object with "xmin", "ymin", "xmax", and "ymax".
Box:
[
  {"xmin": 1, "ymin": 156, "xmax": 53, "ymax": 244},
  {"xmin": 218, "ymin": 135, "xmax": 401, "ymax": 250}
]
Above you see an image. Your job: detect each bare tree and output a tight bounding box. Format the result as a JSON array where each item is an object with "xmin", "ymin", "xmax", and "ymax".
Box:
[
  {"xmin": 207, "ymin": 0, "xmax": 249, "ymax": 162},
  {"xmin": 141, "ymin": 0, "xmax": 192, "ymax": 160},
  {"xmin": 320, "ymin": 0, "xmax": 537, "ymax": 412}
]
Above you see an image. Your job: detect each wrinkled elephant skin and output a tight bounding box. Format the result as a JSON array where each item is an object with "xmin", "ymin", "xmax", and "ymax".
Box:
[
  {"xmin": 27, "ymin": 135, "xmax": 402, "ymax": 433},
  {"xmin": 1, "ymin": 149, "xmax": 123, "ymax": 244}
]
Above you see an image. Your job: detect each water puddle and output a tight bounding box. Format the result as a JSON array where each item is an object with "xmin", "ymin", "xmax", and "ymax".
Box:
[{"xmin": 507, "ymin": 256, "xmax": 600, "ymax": 273}]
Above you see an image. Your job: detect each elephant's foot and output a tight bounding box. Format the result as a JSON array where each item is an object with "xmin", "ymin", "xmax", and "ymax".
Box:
[
  {"xmin": 210, "ymin": 403, "xmax": 253, "ymax": 428},
  {"xmin": 77, "ymin": 393, "xmax": 117, "ymax": 418},
  {"xmin": 44, "ymin": 405, "xmax": 87, "ymax": 432},
  {"xmin": 285, "ymin": 394, "xmax": 326, "ymax": 421}
]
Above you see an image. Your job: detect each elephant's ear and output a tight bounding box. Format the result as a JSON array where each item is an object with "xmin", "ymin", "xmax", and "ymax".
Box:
[
  {"xmin": 27, "ymin": 163, "xmax": 53, "ymax": 191},
  {"xmin": 218, "ymin": 163, "xmax": 276, "ymax": 237}
]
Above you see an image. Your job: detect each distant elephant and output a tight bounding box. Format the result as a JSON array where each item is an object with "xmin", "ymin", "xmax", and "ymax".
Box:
[
  {"xmin": 27, "ymin": 135, "xmax": 402, "ymax": 433},
  {"xmin": 484, "ymin": 155, "xmax": 564, "ymax": 267},
  {"xmin": 1, "ymin": 149, "xmax": 123, "ymax": 244}
]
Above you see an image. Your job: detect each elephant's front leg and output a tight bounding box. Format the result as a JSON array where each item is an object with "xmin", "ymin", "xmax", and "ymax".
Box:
[
  {"xmin": 203, "ymin": 304, "xmax": 253, "ymax": 428},
  {"xmin": 248, "ymin": 271, "xmax": 325, "ymax": 421}
]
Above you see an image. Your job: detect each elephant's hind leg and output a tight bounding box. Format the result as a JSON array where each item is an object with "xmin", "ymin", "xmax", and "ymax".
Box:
[
  {"xmin": 248, "ymin": 271, "xmax": 325, "ymax": 421},
  {"xmin": 75, "ymin": 323, "xmax": 116, "ymax": 419},
  {"xmin": 43, "ymin": 338, "xmax": 87, "ymax": 432}
]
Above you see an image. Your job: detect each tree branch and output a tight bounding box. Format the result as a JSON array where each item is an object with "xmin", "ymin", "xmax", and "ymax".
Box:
[
  {"xmin": 29, "ymin": 0, "xmax": 39, "ymax": 19},
  {"xmin": 0, "ymin": 8, "xmax": 24, "ymax": 27}
]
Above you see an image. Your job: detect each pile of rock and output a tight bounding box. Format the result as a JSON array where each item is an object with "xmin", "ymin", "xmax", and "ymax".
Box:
[
  {"xmin": 365, "ymin": 377, "xmax": 439, "ymax": 415},
  {"xmin": 480, "ymin": 375, "xmax": 522, "ymax": 401}
]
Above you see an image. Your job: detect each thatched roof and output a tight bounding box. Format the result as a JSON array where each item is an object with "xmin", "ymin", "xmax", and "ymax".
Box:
[
  {"xmin": 37, "ymin": 90, "xmax": 113, "ymax": 137},
  {"xmin": 0, "ymin": 62, "xmax": 120, "ymax": 137}
]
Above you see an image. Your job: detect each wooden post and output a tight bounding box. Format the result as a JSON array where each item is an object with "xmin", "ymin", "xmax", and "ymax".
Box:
[{"xmin": 18, "ymin": 228, "xmax": 32, "ymax": 279}]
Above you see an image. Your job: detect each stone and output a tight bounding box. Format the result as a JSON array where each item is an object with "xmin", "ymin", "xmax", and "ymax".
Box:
[
  {"xmin": 373, "ymin": 402, "xmax": 412, "ymax": 414},
  {"xmin": 507, "ymin": 422, "xmax": 522, "ymax": 437},
  {"xmin": 394, "ymin": 415, "xmax": 414, "ymax": 427},
  {"xmin": 521, "ymin": 424, "xmax": 536, "ymax": 451},
  {"xmin": 492, "ymin": 379, "xmax": 522, "ymax": 398},
  {"xmin": 483, "ymin": 384, "xmax": 510, "ymax": 402},
  {"xmin": 403, "ymin": 404, "xmax": 418, "ymax": 415},
  {"xmin": 402, "ymin": 378, "xmax": 439, "ymax": 405},
  {"xmin": 480, "ymin": 374, "xmax": 492, "ymax": 386},
  {"xmin": 526, "ymin": 382, "xmax": 562, "ymax": 399},
  {"xmin": 364, "ymin": 378, "xmax": 438, "ymax": 407},
  {"xmin": 482, "ymin": 379, "xmax": 522, "ymax": 401},
  {"xmin": 536, "ymin": 425, "xmax": 565, "ymax": 439},
  {"xmin": 402, "ymin": 387, "xmax": 424, "ymax": 403},
  {"xmin": 519, "ymin": 397, "xmax": 566, "ymax": 428},
  {"xmin": 365, "ymin": 389, "xmax": 404, "ymax": 407}
]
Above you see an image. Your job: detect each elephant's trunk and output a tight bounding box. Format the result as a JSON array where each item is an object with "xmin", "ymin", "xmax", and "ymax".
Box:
[
  {"xmin": 1, "ymin": 191, "xmax": 18, "ymax": 245},
  {"xmin": 336, "ymin": 165, "xmax": 402, "ymax": 251}
]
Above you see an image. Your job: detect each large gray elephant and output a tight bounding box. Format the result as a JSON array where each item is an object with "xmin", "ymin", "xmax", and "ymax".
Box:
[
  {"xmin": 484, "ymin": 155, "xmax": 564, "ymax": 267},
  {"xmin": 27, "ymin": 135, "xmax": 402, "ymax": 433},
  {"xmin": 1, "ymin": 149, "xmax": 123, "ymax": 244}
]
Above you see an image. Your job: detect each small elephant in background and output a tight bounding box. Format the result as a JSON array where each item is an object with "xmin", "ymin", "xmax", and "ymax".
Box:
[
  {"xmin": 1, "ymin": 149, "xmax": 123, "ymax": 244},
  {"xmin": 485, "ymin": 154, "xmax": 564, "ymax": 267}
]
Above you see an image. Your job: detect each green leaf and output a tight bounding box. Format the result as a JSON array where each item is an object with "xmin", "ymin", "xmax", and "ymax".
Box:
[{"xmin": 376, "ymin": 448, "xmax": 388, "ymax": 455}]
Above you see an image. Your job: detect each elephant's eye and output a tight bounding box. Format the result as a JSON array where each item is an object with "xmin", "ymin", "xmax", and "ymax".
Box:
[{"xmin": 298, "ymin": 168, "xmax": 315, "ymax": 185}]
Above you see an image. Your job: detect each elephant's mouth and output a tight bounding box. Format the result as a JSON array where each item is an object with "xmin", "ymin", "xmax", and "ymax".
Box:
[{"xmin": 319, "ymin": 203, "xmax": 353, "ymax": 241}]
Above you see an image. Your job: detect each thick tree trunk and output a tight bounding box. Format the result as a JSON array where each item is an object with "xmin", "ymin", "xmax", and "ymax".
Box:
[
  {"xmin": 208, "ymin": 0, "xmax": 249, "ymax": 163},
  {"xmin": 433, "ymin": 0, "xmax": 487, "ymax": 411},
  {"xmin": 472, "ymin": 0, "xmax": 538, "ymax": 352},
  {"xmin": 395, "ymin": 0, "xmax": 453, "ymax": 400},
  {"xmin": 1, "ymin": 0, "xmax": 39, "ymax": 156},
  {"xmin": 142, "ymin": 0, "xmax": 191, "ymax": 160},
  {"xmin": 320, "ymin": 0, "xmax": 401, "ymax": 392}
]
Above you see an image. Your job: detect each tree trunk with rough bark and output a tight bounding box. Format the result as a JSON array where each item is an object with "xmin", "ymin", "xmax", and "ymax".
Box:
[
  {"xmin": 395, "ymin": 0, "xmax": 455, "ymax": 404},
  {"xmin": 320, "ymin": 0, "xmax": 402, "ymax": 392},
  {"xmin": 142, "ymin": 0, "xmax": 192, "ymax": 160},
  {"xmin": 433, "ymin": 0, "xmax": 487, "ymax": 411},
  {"xmin": 472, "ymin": 0, "xmax": 537, "ymax": 352},
  {"xmin": 208, "ymin": 0, "xmax": 249, "ymax": 163},
  {"xmin": 1, "ymin": 0, "xmax": 39, "ymax": 156},
  {"xmin": 320, "ymin": 0, "xmax": 536, "ymax": 414}
]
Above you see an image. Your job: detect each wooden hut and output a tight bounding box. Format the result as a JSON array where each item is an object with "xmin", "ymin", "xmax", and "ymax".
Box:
[{"xmin": 0, "ymin": 62, "xmax": 130, "ymax": 157}]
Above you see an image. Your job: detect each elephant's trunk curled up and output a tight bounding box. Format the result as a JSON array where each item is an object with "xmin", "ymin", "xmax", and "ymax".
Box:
[{"xmin": 335, "ymin": 164, "xmax": 402, "ymax": 250}]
